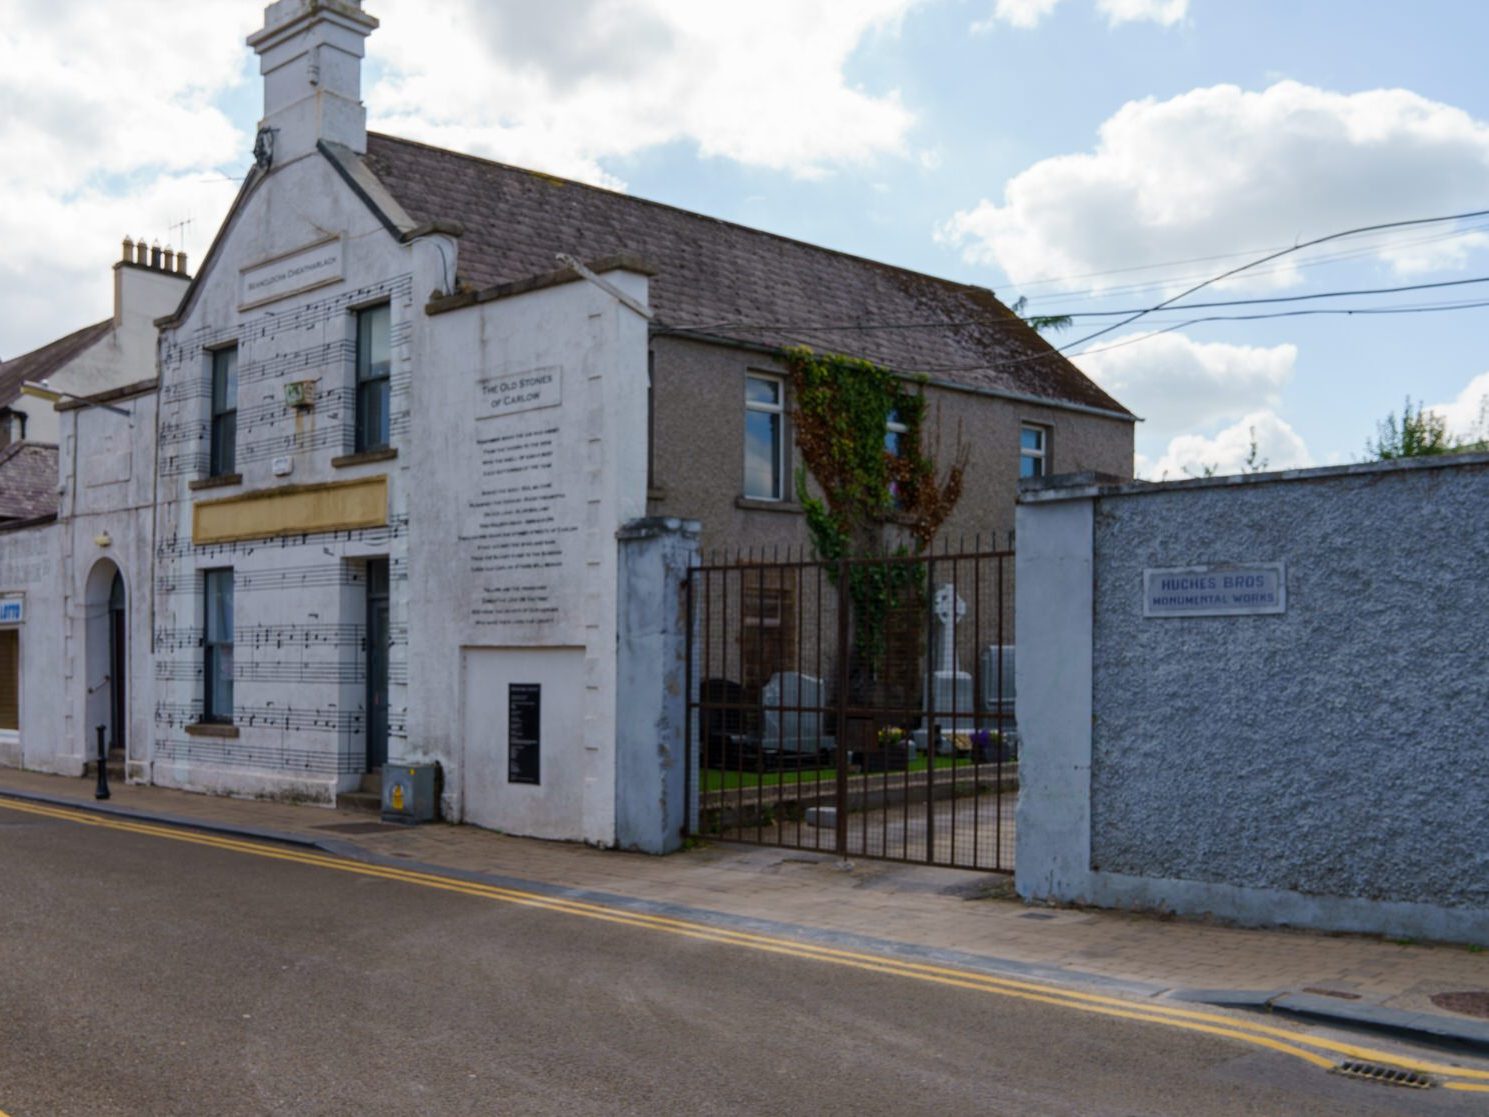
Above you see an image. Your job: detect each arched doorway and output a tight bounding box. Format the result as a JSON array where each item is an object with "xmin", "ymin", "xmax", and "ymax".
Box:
[{"xmin": 84, "ymin": 559, "xmax": 126, "ymax": 765}]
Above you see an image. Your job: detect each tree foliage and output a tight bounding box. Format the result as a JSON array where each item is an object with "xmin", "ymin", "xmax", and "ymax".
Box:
[
  {"xmin": 1367, "ymin": 397, "xmax": 1459, "ymax": 460},
  {"xmin": 782, "ymin": 346, "xmax": 967, "ymax": 663},
  {"xmin": 783, "ymin": 347, "xmax": 966, "ymax": 558},
  {"xmin": 1010, "ymin": 295, "xmax": 1073, "ymax": 335}
]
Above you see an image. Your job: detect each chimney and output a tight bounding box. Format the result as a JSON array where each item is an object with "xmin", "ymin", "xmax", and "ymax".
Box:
[
  {"xmin": 247, "ymin": 0, "xmax": 379, "ymax": 166},
  {"xmin": 113, "ymin": 237, "xmax": 191, "ymax": 328}
]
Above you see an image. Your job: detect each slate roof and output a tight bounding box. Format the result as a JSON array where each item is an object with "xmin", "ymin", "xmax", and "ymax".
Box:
[
  {"xmin": 0, "ymin": 320, "xmax": 112, "ymax": 409},
  {"xmin": 0, "ymin": 442, "xmax": 59, "ymax": 521},
  {"xmin": 361, "ymin": 134, "xmax": 1131, "ymax": 417}
]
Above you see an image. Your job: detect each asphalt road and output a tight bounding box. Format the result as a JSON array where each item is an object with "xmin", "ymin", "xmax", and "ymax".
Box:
[{"xmin": 0, "ymin": 802, "xmax": 1483, "ymax": 1116}]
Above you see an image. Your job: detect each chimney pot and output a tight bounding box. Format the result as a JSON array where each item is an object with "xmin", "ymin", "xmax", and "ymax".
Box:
[
  {"xmin": 135, "ymin": 239, "xmax": 148, "ymax": 266},
  {"xmin": 163, "ymin": 247, "xmax": 176, "ymax": 272},
  {"xmin": 150, "ymin": 241, "xmax": 162, "ymax": 269},
  {"xmin": 122, "ymin": 236, "xmax": 134, "ymax": 263},
  {"xmin": 176, "ymin": 251, "xmax": 188, "ymax": 276}
]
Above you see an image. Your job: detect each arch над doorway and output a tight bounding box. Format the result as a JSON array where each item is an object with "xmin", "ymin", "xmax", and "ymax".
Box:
[{"xmin": 84, "ymin": 558, "xmax": 127, "ymax": 765}]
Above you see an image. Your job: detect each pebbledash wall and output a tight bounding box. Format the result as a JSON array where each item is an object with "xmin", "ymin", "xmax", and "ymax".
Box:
[{"xmin": 1015, "ymin": 455, "xmax": 1489, "ymax": 945}]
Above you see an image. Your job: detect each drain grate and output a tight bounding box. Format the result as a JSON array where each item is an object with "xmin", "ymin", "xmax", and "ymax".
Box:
[{"xmin": 1331, "ymin": 1061, "xmax": 1436, "ymax": 1089}]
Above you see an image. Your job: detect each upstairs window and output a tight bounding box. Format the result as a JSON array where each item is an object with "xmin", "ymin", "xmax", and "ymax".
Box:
[
  {"xmin": 203, "ymin": 569, "xmax": 234, "ymax": 723},
  {"xmin": 1020, "ymin": 424, "xmax": 1049, "ymax": 479},
  {"xmin": 744, "ymin": 374, "xmax": 785, "ymax": 501},
  {"xmin": 355, "ymin": 304, "xmax": 391, "ymax": 453},
  {"xmin": 209, "ymin": 346, "xmax": 238, "ymax": 477},
  {"xmin": 885, "ymin": 408, "xmax": 910, "ymax": 505}
]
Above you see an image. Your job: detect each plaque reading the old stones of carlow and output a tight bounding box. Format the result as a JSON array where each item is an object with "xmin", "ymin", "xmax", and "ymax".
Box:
[
  {"xmin": 1143, "ymin": 562, "xmax": 1286, "ymax": 618},
  {"xmin": 508, "ymin": 683, "xmax": 541, "ymax": 785}
]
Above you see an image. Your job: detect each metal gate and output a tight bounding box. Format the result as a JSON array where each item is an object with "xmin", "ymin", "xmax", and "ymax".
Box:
[{"xmin": 685, "ymin": 543, "xmax": 1016, "ymax": 872}]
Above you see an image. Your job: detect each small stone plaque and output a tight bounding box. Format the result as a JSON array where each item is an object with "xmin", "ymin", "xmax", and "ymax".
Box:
[
  {"xmin": 1143, "ymin": 563, "xmax": 1285, "ymax": 618},
  {"xmin": 239, "ymin": 237, "xmax": 344, "ymax": 310},
  {"xmin": 477, "ymin": 367, "xmax": 562, "ymax": 420}
]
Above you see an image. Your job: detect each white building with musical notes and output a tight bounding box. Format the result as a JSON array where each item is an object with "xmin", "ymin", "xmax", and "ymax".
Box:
[
  {"xmin": 3, "ymin": 0, "xmax": 1132, "ymax": 853},
  {"xmin": 1, "ymin": 0, "xmax": 689, "ymax": 852}
]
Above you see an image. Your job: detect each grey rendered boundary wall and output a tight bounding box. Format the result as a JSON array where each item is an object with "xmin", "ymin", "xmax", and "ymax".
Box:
[{"xmin": 1014, "ymin": 455, "xmax": 1489, "ymax": 945}]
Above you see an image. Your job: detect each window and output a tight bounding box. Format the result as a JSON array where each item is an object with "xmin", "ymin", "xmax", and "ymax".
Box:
[
  {"xmin": 740, "ymin": 573, "xmax": 796, "ymax": 693},
  {"xmin": 885, "ymin": 408, "xmax": 910, "ymax": 505},
  {"xmin": 1020, "ymin": 424, "xmax": 1049, "ymax": 479},
  {"xmin": 209, "ymin": 346, "xmax": 238, "ymax": 476},
  {"xmin": 203, "ymin": 569, "xmax": 234, "ymax": 723},
  {"xmin": 355, "ymin": 303, "xmax": 391, "ymax": 453},
  {"xmin": 744, "ymin": 374, "xmax": 785, "ymax": 500},
  {"xmin": 0, "ymin": 629, "xmax": 18, "ymax": 731}
]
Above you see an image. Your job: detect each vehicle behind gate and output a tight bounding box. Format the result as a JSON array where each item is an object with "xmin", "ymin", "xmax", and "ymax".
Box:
[{"xmin": 686, "ymin": 542, "xmax": 1016, "ymax": 872}]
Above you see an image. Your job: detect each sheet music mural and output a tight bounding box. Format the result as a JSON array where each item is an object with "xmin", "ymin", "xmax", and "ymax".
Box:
[{"xmin": 151, "ymin": 271, "xmax": 414, "ymax": 778}]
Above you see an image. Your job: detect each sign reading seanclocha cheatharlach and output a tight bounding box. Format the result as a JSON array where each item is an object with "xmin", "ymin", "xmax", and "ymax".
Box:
[{"xmin": 1143, "ymin": 563, "xmax": 1286, "ymax": 618}]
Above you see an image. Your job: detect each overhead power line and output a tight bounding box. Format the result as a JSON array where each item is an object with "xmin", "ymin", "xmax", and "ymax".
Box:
[
  {"xmin": 1011, "ymin": 220, "xmax": 1489, "ymax": 305},
  {"xmin": 1056, "ymin": 273, "xmax": 1489, "ymax": 317},
  {"xmin": 1055, "ymin": 206, "xmax": 1489, "ymax": 352},
  {"xmin": 662, "ymin": 273, "xmax": 1489, "ymax": 336}
]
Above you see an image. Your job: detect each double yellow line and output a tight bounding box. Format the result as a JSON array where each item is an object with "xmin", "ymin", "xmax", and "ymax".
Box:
[{"xmin": 3, "ymin": 795, "xmax": 1487, "ymax": 1095}]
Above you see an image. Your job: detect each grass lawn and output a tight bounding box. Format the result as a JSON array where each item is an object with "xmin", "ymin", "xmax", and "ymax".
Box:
[{"xmin": 702, "ymin": 755, "xmax": 986, "ymax": 792}]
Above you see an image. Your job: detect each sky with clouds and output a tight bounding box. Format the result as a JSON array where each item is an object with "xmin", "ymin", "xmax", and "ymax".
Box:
[{"xmin": 3, "ymin": 0, "xmax": 1487, "ymax": 477}]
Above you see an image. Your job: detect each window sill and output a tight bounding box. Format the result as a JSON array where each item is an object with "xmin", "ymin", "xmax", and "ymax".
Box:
[
  {"xmin": 188, "ymin": 473, "xmax": 242, "ymax": 491},
  {"xmin": 184, "ymin": 721, "xmax": 239, "ymax": 739},
  {"xmin": 735, "ymin": 496, "xmax": 803, "ymax": 515},
  {"xmin": 332, "ymin": 448, "xmax": 398, "ymax": 469}
]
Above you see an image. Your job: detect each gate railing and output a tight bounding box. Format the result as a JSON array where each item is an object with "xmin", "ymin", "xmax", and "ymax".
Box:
[{"xmin": 685, "ymin": 542, "xmax": 1016, "ymax": 872}]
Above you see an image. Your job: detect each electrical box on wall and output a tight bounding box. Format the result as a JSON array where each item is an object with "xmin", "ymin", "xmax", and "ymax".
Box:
[
  {"xmin": 284, "ymin": 380, "xmax": 315, "ymax": 409},
  {"xmin": 382, "ymin": 763, "xmax": 439, "ymax": 825}
]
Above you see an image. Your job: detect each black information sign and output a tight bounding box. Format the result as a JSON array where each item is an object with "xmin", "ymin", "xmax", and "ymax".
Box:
[{"xmin": 508, "ymin": 683, "xmax": 541, "ymax": 785}]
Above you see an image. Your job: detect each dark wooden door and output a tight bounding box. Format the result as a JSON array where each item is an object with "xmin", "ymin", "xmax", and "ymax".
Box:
[{"xmin": 365, "ymin": 560, "xmax": 390, "ymax": 771}]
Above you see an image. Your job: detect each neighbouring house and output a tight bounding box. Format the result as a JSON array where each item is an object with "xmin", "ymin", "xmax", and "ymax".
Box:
[
  {"xmin": 0, "ymin": 0, "xmax": 1134, "ymax": 853},
  {"xmin": 0, "ymin": 242, "xmax": 189, "ymax": 449},
  {"xmin": 0, "ymin": 246, "xmax": 188, "ymax": 761}
]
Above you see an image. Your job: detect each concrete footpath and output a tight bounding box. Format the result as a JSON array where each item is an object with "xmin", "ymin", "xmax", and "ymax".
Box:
[{"xmin": 3, "ymin": 767, "xmax": 1486, "ymax": 1055}]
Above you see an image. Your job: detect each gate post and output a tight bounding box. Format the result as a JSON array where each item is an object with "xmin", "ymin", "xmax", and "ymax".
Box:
[
  {"xmin": 614, "ymin": 517, "xmax": 701, "ymax": 853},
  {"xmin": 833, "ymin": 559, "xmax": 851, "ymax": 857}
]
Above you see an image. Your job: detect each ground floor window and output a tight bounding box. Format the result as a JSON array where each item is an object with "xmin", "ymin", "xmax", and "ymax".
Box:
[
  {"xmin": 739, "ymin": 573, "xmax": 796, "ymax": 693},
  {"xmin": 0, "ymin": 629, "xmax": 17, "ymax": 731},
  {"xmin": 204, "ymin": 569, "xmax": 234, "ymax": 723}
]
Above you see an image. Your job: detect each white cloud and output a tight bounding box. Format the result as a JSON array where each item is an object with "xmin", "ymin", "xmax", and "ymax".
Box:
[
  {"xmin": 938, "ymin": 81, "xmax": 1489, "ymax": 291},
  {"xmin": 1140, "ymin": 410, "xmax": 1312, "ymax": 480},
  {"xmin": 2, "ymin": 0, "xmax": 925, "ymax": 356},
  {"xmin": 975, "ymin": 0, "xmax": 1062, "ymax": 31},
  {"xmin": 368, "ymin": 0, "xmax": 922, "ymax": 186},
  {"xmin": 0, "ymin": 0, "xmax": 255, "ymax": 355},
  {"xmin": 1429, "ymin": 371, "xmax": 1489, "ymax": 441},
  {"xmin": 1076, "ymin": 332, "xmax": 1296, "ymax": 439},
  {"xmin": 973, "ymin": 0, "xmax": 1186, "ymax": 31},
  {"xmin": 1096, "ymin": 0, "xmax": 1187, "ymax": 26}
]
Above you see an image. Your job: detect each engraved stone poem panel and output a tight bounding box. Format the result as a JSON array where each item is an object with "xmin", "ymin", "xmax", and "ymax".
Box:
[{"xmin": 463, "ymin": 366, "xmax": 579, "ymax": 629}]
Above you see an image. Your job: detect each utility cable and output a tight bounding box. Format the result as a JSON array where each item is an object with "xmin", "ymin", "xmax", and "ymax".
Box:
[{"xmin": 1055, "ymin": 206, "xmax": 1489, "ymax": 352}]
